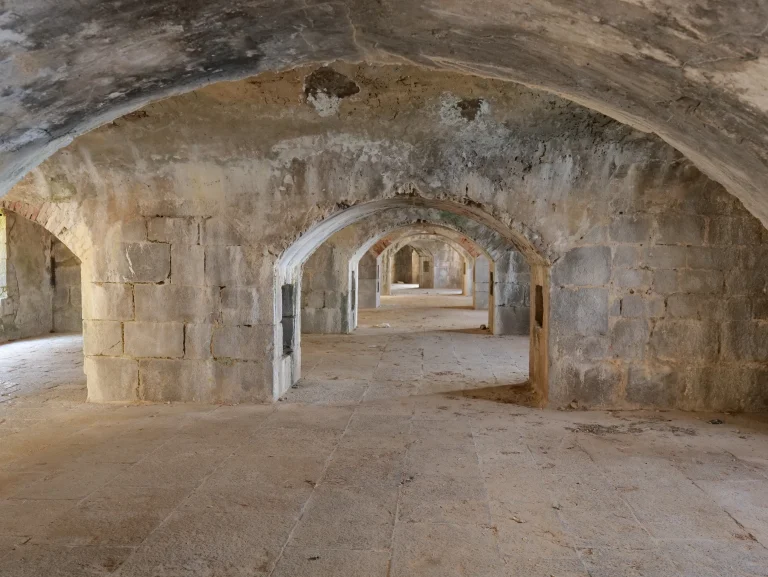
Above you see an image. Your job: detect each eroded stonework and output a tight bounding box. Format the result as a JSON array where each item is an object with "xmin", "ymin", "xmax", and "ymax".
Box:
[{"xmin": 3, "ymin": 63, "xmax": 766, "ymax": 411}]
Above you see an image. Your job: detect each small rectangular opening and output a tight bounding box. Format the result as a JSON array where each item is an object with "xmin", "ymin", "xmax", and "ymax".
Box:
[
  {"xmin": 535, "ymin": 284, "xmax": 544, "ymax": 327},
  {"xmin": 489, "ymin": 271, "xmax": 494, "ymax": 296},
  {"xmin": 281, "ymin": 284, "xmax": 295, "ymax": 356},
  {"xmin": 423, "ymin": 260, "xmax": 430, "ymax": 273}
]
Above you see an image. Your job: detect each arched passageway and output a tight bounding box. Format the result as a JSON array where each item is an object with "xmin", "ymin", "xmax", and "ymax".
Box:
[
  {"xmin": 295, "ymin": 220, "xmax": 533, "ymax": 403},
  {"xmin": 0, "ymin": 205, "xmax": 85, "ymax": 400},
  {"xmin": 0, "ymin": 62, "xmax": 764, "ymax": 413},
  {"xmin": 279, "ymin": 198, "xmax": 549, "ymax": 405}
]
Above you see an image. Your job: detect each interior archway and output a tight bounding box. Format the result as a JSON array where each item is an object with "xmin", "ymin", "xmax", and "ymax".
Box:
[{"xmin": 278, "ymin": 199, "xmax": 548, "ymax": 405}]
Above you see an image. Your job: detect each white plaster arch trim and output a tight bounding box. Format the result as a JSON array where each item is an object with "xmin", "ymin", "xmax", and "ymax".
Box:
[{"xmin": 277, "ymin": 196, "xmax": 547, "ymax": 284}]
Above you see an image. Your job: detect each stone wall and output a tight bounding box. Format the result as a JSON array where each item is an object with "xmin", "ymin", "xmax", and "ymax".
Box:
[
  {"xmin": 52, "ymin": 239, "xmax": 82, "ymax": 332},
  {"xmin": 409, "ymin": 239, "xmax": 465, "ymax": 290},
  {"xmin": 301, "ymin": 243, "xmax": 348, "ymax": 334},
  {"xmin": 393, "ymin": 246, "xmax": 419, "ymax": 285},
  {"xmin": 491, "ymin": 250, "xmax": 530, "ymax": 335},
  {"xmin": 358, "ymin": 251, "xmax": 379, "ymax": 309},
  {"xmin": 474, "ymin": 256, "xmax": 490, "ymax": 310},
  {"xmin": 5, "ymin": 63, "xmax": 767, "ymax": 410},
  {"xmin": 0, "ymin": 211, "xmax": 82, "ymax": 343},
  {"xmin": 549, "ymin": 202, "xmax": 768, "ymax": 411},
  {"xmin": 82, "ymin": 215, "xmax": 274, "ymax": 403}
]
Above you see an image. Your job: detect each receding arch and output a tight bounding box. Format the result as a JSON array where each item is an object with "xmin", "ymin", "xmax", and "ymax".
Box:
[{"xmin": 277, "ymin": 198, "xmax": 549, "ymax": 404}]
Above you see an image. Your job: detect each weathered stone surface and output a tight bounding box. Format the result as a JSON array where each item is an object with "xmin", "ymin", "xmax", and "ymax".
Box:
[
  {"xmin": 221, "ymin": 288, "xmax": 261, "ymax": 326},
  {"xmin": 552, "ymin": 247, "xmax": 610, "ymax": 287},
  {"xmin": 650, "ymin": 320, "xmax": 719, "ymax": 361},
  {"xmin": 184, "ymin": 324, "xmax": 213, "ymax": 360},
  {"xmin": 83, "ymin": 283, "xmax": 134, "ymax": 321},
  {"xmin": 85, "ymin": 357, "xmax": 138, "ymax": 402},
  {"xmin": 212, "ymin": 326, "xmax": 273, "ymax": 361},
  {"xmin": 550, "ymin": 288, "xmax": 608, "ymax": 336},
  {"xmin": 610, "ymin": 319, "xmax": 649, "ymax": 360},
  {"xmin": 608, "ymin": 215, "xmax": 653, "ymax": 244},
  {"xmin": 83, "ymin": 320, "xmax": 122, "ymax": 356},
  {"xmin": 171, "ymin": 244, "xmax": 205, "ymax": 286},
  {"xmin": 134, "ymin": 285, "xmax": 218, "ymax": 323},
  {"xmin": 124, "ymin": 322, "xmax": 184, "ymax": 359},
  {"xmin": 148, "ymin": 217, "xmax": 199, "ymax": 245}
]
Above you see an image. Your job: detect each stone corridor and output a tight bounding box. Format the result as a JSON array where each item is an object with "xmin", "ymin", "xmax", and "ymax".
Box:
[{"xmin": 0, "ymin": 300, "xmax": 766, "ymax": 576}]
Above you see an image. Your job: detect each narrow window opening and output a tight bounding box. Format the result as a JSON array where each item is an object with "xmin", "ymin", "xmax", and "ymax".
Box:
[
  {"xmin": 423, "ymin": 260, "xmax": 430, "ymax": 272},
  {"xmin": 281, "ymin": 283, "xmax": 295, "ymax": 356},
  {"xmin": 535, "ymin": 284, "xmax": 544, "ymax": 327},
  {"xmin": 489, "ymin": 271, "xmax": 494, "ymax": 296},
  {"xmin": 351, "ymin": 272, "xmax": 356, "ymax": 310}
]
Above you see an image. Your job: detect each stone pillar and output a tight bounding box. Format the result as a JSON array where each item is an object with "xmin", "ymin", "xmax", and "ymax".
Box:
[
  {"xmin": 358, "ymin": 250, "xmax": 379, "ymax": 308},
  {"xmin": 492, "ymin": 249, "xmax": 531, "ymax": 335},
  {"xmin": 301, "ymin": 243, "xmax": 353, "ymax": 334},
  {"xmin": 463, "ymin": 260, "xmax": 473, "ymax": 296},
  {"xmin": 83, "ymin": 216, "xmax": 275, "ymax": 403},
  {"xmin": 473, "ymin": 255, "xmax": 490, "ymax": 309},
  {"xmin": 381, "ymin": 251, "xmax": 393, "ymax": 296},
  {"xmin": 417, "ymin": 254, "xmax": 434, "ymax": 288}
]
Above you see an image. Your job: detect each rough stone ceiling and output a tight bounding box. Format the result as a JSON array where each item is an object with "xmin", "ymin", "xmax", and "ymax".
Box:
[{"xmin": 3, "ymin": 1, "xmax": 768, "ymax": 224}]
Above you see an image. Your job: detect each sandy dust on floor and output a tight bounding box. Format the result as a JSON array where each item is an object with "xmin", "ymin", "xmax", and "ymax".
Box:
[{"xmin": 0, "ymin": 295, "xmax": 766, "ymax": 576}]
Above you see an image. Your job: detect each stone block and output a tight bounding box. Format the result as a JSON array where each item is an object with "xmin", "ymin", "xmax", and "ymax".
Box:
[
  {"xmin": 643, "ymin": 246, "xmax": 687, "ymax": 269},
  {"xmin": 552, "ymin": 360, "xmax": 622, "ymax": 407},
  {"xmin": 83, "ymin": 320, "xmax": 123, "ymax": 356},
  {"xmin": 666, "ymin": 294, "xmax": 698, "ymax": 318},
  {"xmin": 140, "ymin": 358, "xmax": 269, "ymax": 403},
  {"xmin": 626, "ymin": 363, "xmax": 678, "ymax": 407},
  {"xmin": 54, "ymin": 265, "xmax": 81, "ymax": 287},
  {"xmin": 83, "ymin": 283, "xmax": 134, "ymax": 321},
  {"xmin": 612, "ymin": 246, "xmax": 640, "ymax": 269},
  {"xmin": 85, "ymin": 357, "xmax": 139, "ymax": 402},
  {"xmin": 494, "ymin": 306, "xmax": 529, "ymax": 335},
  {"xmin": 720, "ymin": 321, "xmax": 768, "ymax": 361},
  {"xmin": 619, "ymin": 294, "xmax": 645, "ymax": 317},
  {"xmin": 552, "ymin": 246, "xmax": 611, "ymax": 287},
  {"xmin": 551, "ymin": 334, "xmax": 610, "ymax": 361},
  {"xmin": 656, "ymin": 214, "xmax": 705, "ymax": 246},
  {"xmin": 201, "ymin": 217, "xmax": 242, "ymax": 246},
  {"xmin": 138, "ymin": 359, "xmax": 215, "ymax": 402},
  {"xmin": 608, "ymin": 214, "xmax": 653, "ymax": 244},
  {"xmin": 171, "ymin": 244, "xmax": 205, "ymax": 286},
  {"xmin": 185, "ymin": 323, "xmax": 212, "ymax": 359},
  {"xmin": 709, "ymin": 216, "xmax": 764, "ymax": 246},
  {"xmin": 495, "ymin": 282, "xmax": 527, "ymax": 307},
  {"xmin": 686, "ymin": 247, "xmax": 738, "ymax": 270},
  {"xmin": 612, "ymin": 268, "xmax": 652, "ymax": 289},
  {"xmin": 325, "ymin": 290, "xmax": 343, "ymax": 309},
  {"xmin": 610, "ymin": 318, "xmax": 649, "ymax": 359},
  {"xmin": 652, "ymin": 270, "xmax": 678, "ymax": 294},
  {"xmin": 148, "ymin": 217, "xmax": 199, "ymax": 244},
  {"xmin": 678, "ymin": 270, "xmax": 723, "ymax": 294},
  {"xmin": 124, "ymin": 322, "xmax": 184, "ymax": 358},
  {"xmin": 110, "ymin": 242, "xmax": 170, "ymax": 283},
  {"xmin": 649, "ymin": 320, "xmax": 719, "ymax": 361},
  {"xmin": 550, "ymin": 287, "xmax": 608, "ymax": 336},
  {"xmin": 303, "ymin": 289, "xmax": 325, "ymax": 310},
  {"xmin": 212, "ymin": 325, "xmax": 272, "ymax": 361},
  {"xmin": 205, "ymin": 245, "xmax": 250, "ymax": 286},
  {"xmin": 677, "ymin": 365, "xmax": 764, "ymax": 412},
  {"xmin": 221, "ymin": 287, "xmax": 262, "ymax": 325},
  {"xmin": 725, "ymin": 269, "xmax": 767, "ymax": 295},
  {"xmin": 134, "ymin": 284, "xmax": 218, "ymax": 323}
]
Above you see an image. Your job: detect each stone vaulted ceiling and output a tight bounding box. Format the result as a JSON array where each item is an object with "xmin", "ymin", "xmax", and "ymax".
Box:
[{"xmin": 2, "ymin": 1, "xmax": 768, "ymax": 225}]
